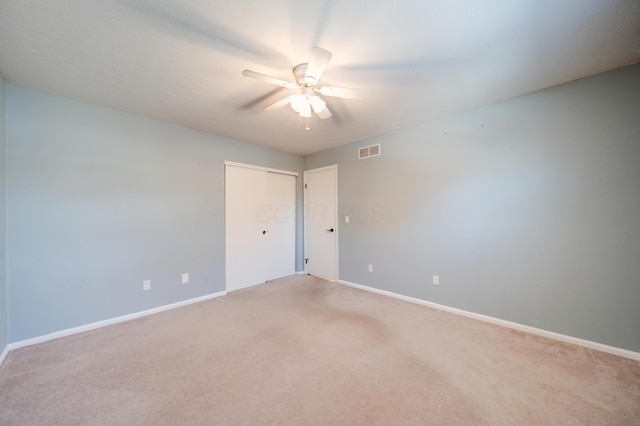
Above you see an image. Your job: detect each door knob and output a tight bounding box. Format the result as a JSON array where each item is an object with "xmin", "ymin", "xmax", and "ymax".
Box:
[
  {"xmin": 262, "ymin": 230, "xmax": 268, "ymax": 234},
  {"xmin": 325, "ymin": 228, "xmax": 334, "ymax": 232}
]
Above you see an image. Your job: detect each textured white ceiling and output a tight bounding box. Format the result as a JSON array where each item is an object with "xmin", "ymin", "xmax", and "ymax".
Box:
[{"xmin": 1, "ymin": 0, "xmax": 639, "ymax": 155}]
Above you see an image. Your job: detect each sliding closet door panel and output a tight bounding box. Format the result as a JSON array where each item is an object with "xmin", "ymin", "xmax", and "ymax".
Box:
[
  {"xmin": 266, "ymin": 172, "xmax": 296, "ymax": 280},
  {"xmin": 225, "ymin": 166, "xmax": 268, "ymax": 292}
]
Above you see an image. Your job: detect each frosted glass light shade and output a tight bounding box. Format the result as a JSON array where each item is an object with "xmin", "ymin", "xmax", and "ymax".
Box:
[
  {"xmin": 299, "ymin": 101, "xmax": 311, "ymax": 118},
  {"xmin": 290, "ymin": 95, "xmax": 306, "ymax": 113},
  {"xmin": 309, "ymin": 96, "xmax": 326, "ymax": 113}
]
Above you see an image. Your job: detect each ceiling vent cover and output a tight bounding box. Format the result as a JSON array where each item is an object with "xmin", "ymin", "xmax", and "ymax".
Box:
[{"xmin": 358, "ymin": 144, "xmax": 381, "ymax": 160}]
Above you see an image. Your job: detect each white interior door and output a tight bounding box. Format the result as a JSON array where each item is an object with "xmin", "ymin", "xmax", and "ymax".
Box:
[
  {"xmin": 226, "ymin": 166, "xmax": 268, "ymax": 292},
  {"xmin": 226, "ymin": 163, "xmax": 297, "ymax": 292},
  {"xmin": 304, "ymin": 165, "xmax": 338, "ymax": 281}
]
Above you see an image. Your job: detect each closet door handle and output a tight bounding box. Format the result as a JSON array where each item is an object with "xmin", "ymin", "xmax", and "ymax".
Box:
[{"xmin": 325, "ymin": 228, "xmax": 334, "ymax": 232}]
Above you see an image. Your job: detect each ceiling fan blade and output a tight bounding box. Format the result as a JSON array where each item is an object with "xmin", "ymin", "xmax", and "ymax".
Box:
[
  {"xmin": 317, "ymin": 86, "xmax": 365, "ymax": 100},
  {"xmin": 242, "ymin": 70, "xmax": 298, "ymax": 89},
  {"xmin": 264, "ymin": 96, "xmax": 291, "ymax": 111},
  {"xmin": 316, "ymin": 105, "xmax": 332, "ymax": 120},
  {"xmin": 305, "ymin": 47, "xmax": 332, "ymax": 84}
]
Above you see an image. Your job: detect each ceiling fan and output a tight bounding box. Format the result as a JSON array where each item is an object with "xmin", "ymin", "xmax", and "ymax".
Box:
[{"xmin": 242, "ymin": 47, "xmax": 360, "ymax": 124}]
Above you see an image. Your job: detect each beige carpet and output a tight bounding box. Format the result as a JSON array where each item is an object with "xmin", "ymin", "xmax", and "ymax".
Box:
[{"xmin": 0, "ymin": 275, "xmax": 639, "ymax": 425}]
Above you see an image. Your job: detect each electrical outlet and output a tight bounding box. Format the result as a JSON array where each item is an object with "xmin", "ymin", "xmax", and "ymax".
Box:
[
  {"xmin": 368, "ymin": 264, "xmax": 373, "ymax": 273},
  {"xmin": 345, "ymin": 215, "xmax": 350, "ymax": 223},
  {"xmin": 432, "ymin": 275, "xmax": 439, "ymax": 286},
  {"xmin": 181, "ymin": 273, "xmax": 189, "ymax": 284},
  {"xmin": 143, "ymin": 280, "xmax": 151, "ymax": 291}
]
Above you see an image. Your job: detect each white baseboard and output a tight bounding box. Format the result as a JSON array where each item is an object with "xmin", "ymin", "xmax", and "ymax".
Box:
[
  {"xmin": 0, "ymin": 345, "xmax": 8, "ymax": 367},
  {"xmin": 338, "ymin": 279, "xmax": 640, "ymax": 361},
  {"xmin": 5, "ymin": 291, "xmax": 227, "ymax": 355}
]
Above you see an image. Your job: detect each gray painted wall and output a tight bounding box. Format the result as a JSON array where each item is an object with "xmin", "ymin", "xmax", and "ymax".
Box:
[
  {"xmin": 6, "ymin": 84, "xmax": 304, "ymax": 342},
  {"xmin": 305, "ymin": 63, "xmax": 640, "ymax": 352},
  {"xmin": 0, "ymin": 75, "xmax": 7, "ymax": 352}
]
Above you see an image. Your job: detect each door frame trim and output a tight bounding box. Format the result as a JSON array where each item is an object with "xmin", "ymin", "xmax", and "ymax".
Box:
[
  {"xmin": 303, "ymin": 164, "xmax": 339, "ymax": 281},
  {"xmin": 224, "ymin": 160, "xmax": 298, "ymax": 176}
]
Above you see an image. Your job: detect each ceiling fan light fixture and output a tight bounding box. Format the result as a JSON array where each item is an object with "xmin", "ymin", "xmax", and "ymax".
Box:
[
  {"xmin": 298, "ymin": 101, "xmax": 312, "ymax": 118},
  {"xmin": 309, "ymin": 95, "xmax": 326, "ymax": 113},
  {"xmin": 290, "ymin": 94, "xmax": 306, "ymax": 113},
  {"xmin": 242, "ymin": 47, "xmax": 349, "ymax": 122}
]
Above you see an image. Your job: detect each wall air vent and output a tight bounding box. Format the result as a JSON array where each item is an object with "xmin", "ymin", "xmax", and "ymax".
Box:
[{"xmin": 358, "ymin": 143, "xmax": 381, "ymax": 160}]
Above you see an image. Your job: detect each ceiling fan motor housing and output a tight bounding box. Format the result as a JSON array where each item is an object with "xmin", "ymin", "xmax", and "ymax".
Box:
[{"xmin": 293, "ymin": 63, "xmax": 316, "ymax": 86}]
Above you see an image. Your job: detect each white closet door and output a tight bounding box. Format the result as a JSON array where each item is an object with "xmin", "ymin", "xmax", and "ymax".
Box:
[
  {"xmin": 226, "ymin": 164, "xmax": 296, "ymax": 292},
  {"xmin": 225, "ymin": 166, "xmax": 268, "ymax": 292},
  {"xmin": 266, "ymin": 172, "xmax": 296, "ymax": 280}
]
